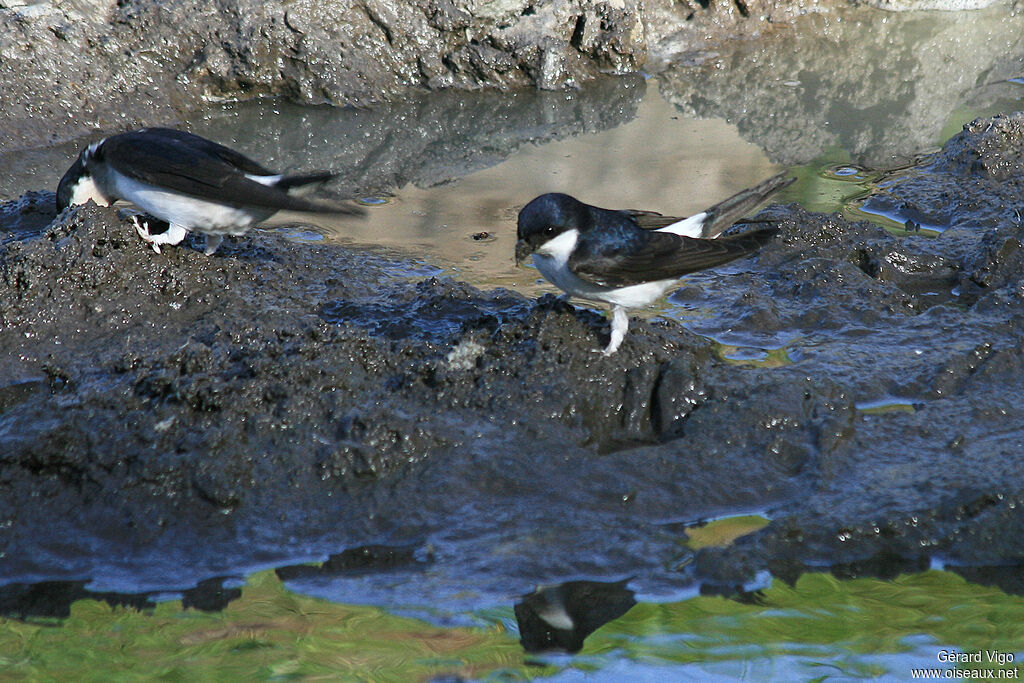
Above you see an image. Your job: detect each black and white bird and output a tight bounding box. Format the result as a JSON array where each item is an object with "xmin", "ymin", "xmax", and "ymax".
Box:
[
  {"xmin": 515, "ymin": 173, "xmax": 795, "ymax": 355},
  {"xmin": 56, "ymin": 127, "xmax": 363, "ymax": 255}
]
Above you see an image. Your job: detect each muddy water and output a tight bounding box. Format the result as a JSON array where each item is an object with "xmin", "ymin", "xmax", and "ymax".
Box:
[
  {"xmin": 272, "ymin": 88, "xmax": 778, "ymax": 295},
  {"xmin": 4, "ymin": 2, "xmax": 1020, "ymax": 283}
]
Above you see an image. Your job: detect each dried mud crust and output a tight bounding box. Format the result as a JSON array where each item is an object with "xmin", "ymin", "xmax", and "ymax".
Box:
[{"xmin": 2, "ymin": 114, "xmax": 1024, "ymax": 596}]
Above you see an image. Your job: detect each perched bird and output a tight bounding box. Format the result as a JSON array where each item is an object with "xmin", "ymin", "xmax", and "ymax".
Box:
[
  {"xmin": 56, "ymin": 127, "xmax": 363, "ymax": 255},
  {"xmin": 515, "ymin": 173, "xmax": 795, "ymax": 355}
]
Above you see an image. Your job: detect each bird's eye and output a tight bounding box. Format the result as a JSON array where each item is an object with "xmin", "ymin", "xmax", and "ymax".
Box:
[{"xmin": 544, "ymin": 226, "xmax": 556, "ymax": 235}]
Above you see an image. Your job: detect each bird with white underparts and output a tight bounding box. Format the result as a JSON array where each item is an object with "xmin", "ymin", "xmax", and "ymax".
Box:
[
  {"xmin": 56, "ymin": 127, "xmax": 364, "ymax": 255},
  {"xmin": 514, "ymin": 173, "xmax": 795, "ymax": 355}
]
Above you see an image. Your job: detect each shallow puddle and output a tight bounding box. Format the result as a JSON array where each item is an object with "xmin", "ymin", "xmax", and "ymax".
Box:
[
  {"xmin": 204, "ymin": 81, "xmax": 779, "ymax": 298},
  {"xmin": 5, "ymin": 4, "xmax": 1019, "ymax": 306}
]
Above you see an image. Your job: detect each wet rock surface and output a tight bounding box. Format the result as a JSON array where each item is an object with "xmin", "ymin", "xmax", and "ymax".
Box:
[
  {"xmin": 655, "ymin": 4, "xmax": 1024, "ymax": 167},
  {"xmin": 2, "ymin": 113, "xmax": 1024, "ymax": 604},
  {"xmin": 1, "ymin": 0, "xmax": 864, "ymax": 152},
  {"xmin": 0, "ymin": 0, "xmax": 653, "ymax": 150}
]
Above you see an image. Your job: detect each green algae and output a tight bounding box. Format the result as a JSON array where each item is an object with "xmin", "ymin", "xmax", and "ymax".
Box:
[{"xmin": 3, "ymin": 569, "xmax": 1023, "ymax": 681}]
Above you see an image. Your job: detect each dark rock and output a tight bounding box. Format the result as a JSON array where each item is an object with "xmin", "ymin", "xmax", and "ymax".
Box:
[{"xmin": 0, "ymin": 0, "xmax": 649, "ymax": 149}]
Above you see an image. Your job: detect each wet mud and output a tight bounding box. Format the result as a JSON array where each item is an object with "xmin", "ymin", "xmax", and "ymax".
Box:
[
  {"xmin": 655, "ymin": 4, "xmax": 1024, "ymax": 167},
  {"xmin": 3, "ymin": 0, "xmax": 802, "ymax": 151},
  {"xmin": 2, "ymin": 112, "xmax": 1024, "ymax": 605}
]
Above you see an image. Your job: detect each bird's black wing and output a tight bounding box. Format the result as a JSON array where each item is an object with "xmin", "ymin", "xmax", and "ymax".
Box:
[
  {"xmin": 569, "ymin": 227, "xmax": 778, "ymax": 288},
  {"xmin": 624, "ymin": 173, "xmax": 795, "ymax": 237},
  {"xmin": 623, "ymin": 209, "xmax": 688, "ymax": 231},
  {"xmin": 100, "ymin": 129, "xmax": 348, "ymax": 213},
  {"xmin": 107, "ymin": 128, "xmax": 275, "ymax": 179},
  {"xmin": 694, "ymin": 173, "xmax": 795, "ymax": 238}
]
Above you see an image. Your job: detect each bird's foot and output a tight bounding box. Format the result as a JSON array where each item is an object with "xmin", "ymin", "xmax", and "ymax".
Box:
[
  {"xmin": 130, "ymin": 215, "xmax": 162, "ymax": 253},
  {"xmin": 128, "ymin": 213, "xmax": 188, "ymax": 254},
  {"xmin": 600, "ymin": 340, "xmax": 624, "ymax": 356},
  {"xmin": 587, "ymin": 333, "xmax": 627, "ymax": 356},
  {"xmin": 203, "ymin": 234, "xmax": 223, "ymax": 256},
  {"xmin": 601, "ymin": 307, "xmax": 630, "ymax": 356}
]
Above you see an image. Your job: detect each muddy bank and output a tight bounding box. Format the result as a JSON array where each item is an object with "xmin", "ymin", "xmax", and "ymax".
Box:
[
  {"xmin": 655, "ymin": 3, "xmax": 1024, "ymax": 167},
  {"xmin": 5, "ymin": 0, "xmax": 944, "ymax": 152},
  {"xmin": 1, "ymin": 0, "xmax": 650, "ymax": 150},
  {"xmin": 1, "ymin": 113, "xmax": 1024, "ymax": 603},
  {"xmin": 691, "ymin": 114, "xmax": 1024, "ymax": 590},
  {"xmin": 0, "ymin": 199, "xmax": 807, "ymax": 595}
]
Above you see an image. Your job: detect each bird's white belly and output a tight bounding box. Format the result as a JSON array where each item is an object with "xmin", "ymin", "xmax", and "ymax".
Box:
[
  {"xmin": 531, "ymin": 227, "xmax": 678, "ymax": 308},
  {"xmin": 532, "ymin": 254, "xmax": 676, "ymax": 309},
  {"xmin": 111, "ymin": 173, "xmax": 273, "ymax": 235}
]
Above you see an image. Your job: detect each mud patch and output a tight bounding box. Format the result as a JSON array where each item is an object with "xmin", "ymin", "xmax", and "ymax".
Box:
[
  {"xmin": 2, "ymin": 113, "xmax": 1024, "ymax": 606},
  {"xmin": 0, "ymin": 0, "xmax": 651, "ymax": 149}
]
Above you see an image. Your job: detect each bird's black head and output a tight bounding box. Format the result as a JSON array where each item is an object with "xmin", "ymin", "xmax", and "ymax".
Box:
[
  {"xmin": 515, "ymin": 193, "xmax": 590, "ymax": 265},
  {"xmin": 55, "ymin": 140, "xmax": 106, "ymax": 212},
  {"xmin": 55, "ymin": 153, "xmax": 87, "ymax": 211}
]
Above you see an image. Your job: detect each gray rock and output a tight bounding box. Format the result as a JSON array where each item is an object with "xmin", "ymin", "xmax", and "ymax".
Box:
[
  {"xmin": 655, "ymin": 4, "xmax": 1024, "ymax": 167},
  {"xmin": 0, "ymin": 0, "xmax": 647, "ymax": 149}
]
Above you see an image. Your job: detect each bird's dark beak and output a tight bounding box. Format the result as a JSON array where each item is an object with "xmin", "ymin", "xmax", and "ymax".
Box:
[{"xmin": 515, "ymin": 239, "xmax": 532, "ymax": 267}]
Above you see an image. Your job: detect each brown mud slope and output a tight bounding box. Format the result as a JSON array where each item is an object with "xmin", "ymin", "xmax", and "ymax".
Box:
[
  {"xmin": 1, "ymin": 114, "xmax": 1024, "ymax": 600},
  {"xmin": 0, "ymin": 0, "xmax": 810, "ymax": 150}
]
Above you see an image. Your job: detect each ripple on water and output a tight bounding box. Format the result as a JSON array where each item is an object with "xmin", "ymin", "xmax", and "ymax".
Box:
[
  {"xmin": 855, "ymin": 397, "xmax": 920, "ymax": 414},
  {"xmin": 851, "ymin": 196, "xmax": 947, "ymax": 236},
  {"xmin": 823, "ymin": 163, "xmax": 872, "ymax": 182}
]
